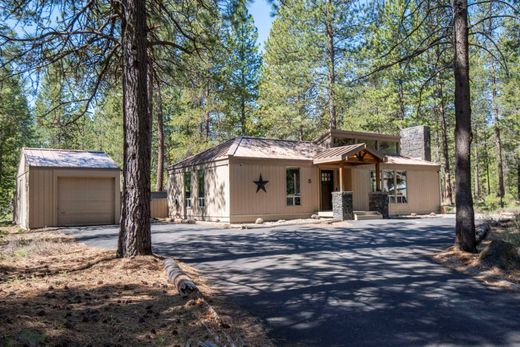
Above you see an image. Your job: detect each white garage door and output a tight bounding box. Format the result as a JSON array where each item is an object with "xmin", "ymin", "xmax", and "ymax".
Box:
[{"xmin": 58, "ymin": 177, "xmax": 115, "ymax": 226}]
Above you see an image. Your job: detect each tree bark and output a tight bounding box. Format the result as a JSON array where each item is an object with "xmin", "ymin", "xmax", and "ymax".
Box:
[
  {"xmin": 488, "ymin": 1, "xmax": 505, "ymax": 208},
  {"xmin": 325, "ymin": 0, "xmax": 337, "ymax": 130},
  {"xmin": 438, "ymin": 79, "xmax": 453, "ymax": 205},
  {"xmin": 453, "ymin": 0, "xmax": 477, "ymax": 253},
  {"xmin": 155, "ymin": 77, "xmax": 165, "ymax": 192},
  {"xmin": 484, "ymin": 134, "xmax": 491, "ymax": 195},
  {"xmin": 473, "ymin": 127, "xmax": 480, "ymax": 200},
  {"xmin": 117, "ymin": 0, "xmax": 152, "ymax": 257},
  {"xmin": 517, "ymin": 159, "xmax": 520, "ymax": 201},
  {"xmin": 490, "ymin": 64, "xmax": 505, "ymax": 207}
]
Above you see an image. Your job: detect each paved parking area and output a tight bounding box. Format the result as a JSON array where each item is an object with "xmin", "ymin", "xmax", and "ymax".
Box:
[{"xmin": 64, "ymin": 217, "xmax": 520, "ymax": 346}]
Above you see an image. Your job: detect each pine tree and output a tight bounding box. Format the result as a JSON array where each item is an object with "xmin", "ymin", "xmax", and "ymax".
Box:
[
  {"xmin": 222, "ymin": 0, "xmax": 262, "ymax": 136},
  {"xmin": 34, "ymin": 65, "xmax": 95, "ymax": 149},
  {"xmin": 0, "ymin": 66, "xmax": 33, "ymax": 219}
]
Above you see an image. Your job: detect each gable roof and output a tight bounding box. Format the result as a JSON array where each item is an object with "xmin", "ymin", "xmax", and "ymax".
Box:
[
  {"xmin": 22, "ymin": 148, "xmax": 119, "ymax": 169},
  {"xmin": 171, "ymin": 137, "xmax": 324, "ymax": 169},
  {"xmin": 313, "ymin": 143, "xmax": 384, "ymax": 164},
  {"xmin": 170, "ymin": 135, "xmax": 438, "ymax": 170}
]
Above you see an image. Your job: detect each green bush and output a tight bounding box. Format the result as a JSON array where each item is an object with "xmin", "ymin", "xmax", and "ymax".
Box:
[{"xmin": 483, "ymin": 195, "xmax": 501, "ymax": 211}]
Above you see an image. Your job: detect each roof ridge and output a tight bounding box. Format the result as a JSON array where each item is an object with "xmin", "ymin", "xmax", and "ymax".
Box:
[
  {"xmin": 240, "ymin": 136, "xmax": 315, "ymax": 143},
  {"xmin": 23, "ymin": 147, "xmax": 106, "ymax": 153}
]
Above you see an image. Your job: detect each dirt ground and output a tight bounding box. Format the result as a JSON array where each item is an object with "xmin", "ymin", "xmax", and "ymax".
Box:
[
  {"xmin": 0, "ymin": 225, "xmax": 272, "ymax": 347},
  {"xmin": 433, "ymin": 215, "xmax": 520, "ymax": 292}
]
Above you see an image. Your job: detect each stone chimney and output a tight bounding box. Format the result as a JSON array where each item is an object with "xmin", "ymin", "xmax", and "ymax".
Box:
[{"xmin": 400, "ymin": 125, "xmax": 431, "ymax": 161}]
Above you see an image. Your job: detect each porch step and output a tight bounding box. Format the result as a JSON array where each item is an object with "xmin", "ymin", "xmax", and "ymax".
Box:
[
  {"xmin": 354, "ymin": 211, "xmax": 383, "ymax": 220},
  {"xmin": 318, "ymin": 211, "xmax": 333, "ymax": 218}
]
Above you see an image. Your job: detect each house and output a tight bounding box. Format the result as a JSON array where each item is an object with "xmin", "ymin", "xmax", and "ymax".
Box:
[
  {"xmin": 14, "ymin": 148, "xmax": 121, "ymax": 229},
  {"xmin": 168, "ymin": 126, "xmax": 440, "ymax": 223}
]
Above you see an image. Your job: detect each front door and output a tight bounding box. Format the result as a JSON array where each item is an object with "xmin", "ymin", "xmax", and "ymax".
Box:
[{"xmin": 320, "ymin": 170, "xmax": 334, "ymax": 211}]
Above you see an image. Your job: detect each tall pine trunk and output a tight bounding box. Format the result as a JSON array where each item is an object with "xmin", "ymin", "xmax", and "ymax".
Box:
[
  {"xmin": 325, "ymin": 0, "xmax": 336, "ymax": 130},
  {"xmin": 484, "ymin": 134, "xmax": 491, "ymax": 195},
  {"xmin": 117, "ymin": 0, "xmax": 152, "ymax": 257},
  {"xmin": 453, "ymin": 0, "xmax": 477, "ymax": 253},
  {"xmin": 488, "ymin": 2, "xmax": 506, "ymax": 208},
  {"xmin": 473, "ymin": 128, "xmax": 480, "ymax": 200},
  {"xmin": 155, "ymin": 78, "xmax": 165, "ymax": 192},
  {"xmin": 490, "ymin": 64, "xmax": 505, "ymax": 207},
  {"xmin": 438, "ymin": 78, "xmax": 453, "ymax": 205}
]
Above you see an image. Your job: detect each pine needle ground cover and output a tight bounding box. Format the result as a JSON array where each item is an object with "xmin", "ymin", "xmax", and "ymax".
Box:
[
  {"xmin": 433, "ymin": 213, "xmax": 520, "ymax": 292},
  {"xmin": 0, "ymin": 226, "xmax": 271, "ymax": 346}
]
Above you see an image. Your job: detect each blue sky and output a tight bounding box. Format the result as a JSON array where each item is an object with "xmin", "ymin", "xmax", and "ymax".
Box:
[{"xmin": 247, "ymin": 0, "xmax": 275, "ymax": 50}]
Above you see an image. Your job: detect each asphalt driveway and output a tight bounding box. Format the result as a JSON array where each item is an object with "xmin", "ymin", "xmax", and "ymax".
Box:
[{"xmin": 64, "ymin": 218, "xmax": 520, "ymax": 346}]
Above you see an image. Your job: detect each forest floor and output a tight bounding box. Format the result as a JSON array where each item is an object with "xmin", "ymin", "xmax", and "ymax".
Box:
[
  {"xmin": 0, "ymin": 224, "xmax": 272, "ymax": 347},
  {"xmin": 433, "ymin": 212, "xmax": 520, "ymax": 292}
]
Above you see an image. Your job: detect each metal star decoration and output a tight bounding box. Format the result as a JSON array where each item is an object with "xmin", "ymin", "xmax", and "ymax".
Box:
[{"xmin": 253, "ymin": 174, "xmax": 269, "ymax": 193}]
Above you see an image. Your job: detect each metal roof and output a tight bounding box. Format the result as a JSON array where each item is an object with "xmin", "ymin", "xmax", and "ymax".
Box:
[
  {"xmin": 170, "ymin": 135, "xmax": 438, "ymax": 169},
  {"xmin": 23, "ymin": 148, "xmax": 119, "ymax": 169},
  {"xmin": 313, "ymin": 144, "xmax": 384, "ymax": 164},
  {"xmin": 384, "ymin": 155, "xmax": 439, "ymax": 166},
  {"xmin": 171, "ymin": 137, "xmax": 323, "ymax": 169}
]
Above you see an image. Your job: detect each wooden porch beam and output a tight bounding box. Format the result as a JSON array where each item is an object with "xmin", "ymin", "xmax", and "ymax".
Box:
[{"xmin": 375, "ymin": 162, "xmax": 381, "ymax": 191}]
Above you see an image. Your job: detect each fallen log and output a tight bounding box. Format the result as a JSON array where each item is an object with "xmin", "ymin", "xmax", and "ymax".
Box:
[{"xmin": 163, "ymin": 258, "xmax": 199, "ymax": 297}]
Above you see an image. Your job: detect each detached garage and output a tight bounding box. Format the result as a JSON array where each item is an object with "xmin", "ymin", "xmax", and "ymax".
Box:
[{"xmin": 14, "ymin": 148, "xmax": 121, "ymax": 229}]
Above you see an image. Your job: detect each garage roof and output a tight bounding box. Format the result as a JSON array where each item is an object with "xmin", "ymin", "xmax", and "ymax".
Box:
[{"xmin": 23, "ymin": 148, "xmax": 119, "ymax": 169}]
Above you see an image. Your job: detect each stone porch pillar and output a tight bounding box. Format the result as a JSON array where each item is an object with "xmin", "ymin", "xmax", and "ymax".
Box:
[
  {"xmin": 368, "ymin": 192, "xmax": 389, "ymax": 218},
  {"xmin": 332, "ymin": 191, "xmax": 353, "ymax": 220}
]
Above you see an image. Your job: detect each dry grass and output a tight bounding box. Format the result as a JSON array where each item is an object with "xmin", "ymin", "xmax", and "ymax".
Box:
[
  {"xmin": 433, "ymin": 216, "xmax": 520, "ymax": 292},
  {"xmin": 0, "ymin": 225, "xmax": 272, "ymax": 347}
]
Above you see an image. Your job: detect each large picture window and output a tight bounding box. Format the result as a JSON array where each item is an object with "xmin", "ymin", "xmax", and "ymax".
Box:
[
  {"xmin": 184, "ymin": 172, "xmax": 192, "ymax": 208},
  {"xmin": 197, "ymin": 170, "xmax": 205, "ymax": 208},
  {"xmin": 286, "ymin": 168, "xmax": 301, "ymax": 206},
  {"xmin": 371, "ymin": 170, "xmax": 408, "ymax": 204}
]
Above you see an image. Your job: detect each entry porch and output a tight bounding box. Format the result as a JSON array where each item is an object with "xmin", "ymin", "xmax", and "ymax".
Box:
[{"xmin": 313, "ymin": 143, "xmax": 389, "ymax": 220}]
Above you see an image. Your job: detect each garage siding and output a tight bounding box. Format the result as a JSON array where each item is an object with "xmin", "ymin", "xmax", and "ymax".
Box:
[{"xmin": 28, "ymin": 168, "xmax": 120, "ymax": 229}]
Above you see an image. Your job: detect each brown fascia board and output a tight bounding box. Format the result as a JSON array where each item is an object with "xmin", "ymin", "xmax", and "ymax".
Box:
[{"xmin": 330, "ymin": 129, "xmax": 400, "ymax": 142}]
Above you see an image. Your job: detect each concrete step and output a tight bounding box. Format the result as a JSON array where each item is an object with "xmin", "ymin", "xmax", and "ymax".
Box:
[
  {"xmin": 354, "ymin": 211, "xmax": 383, "ymax": 220},
  {"xmin": 318, "ymin": 211, "xmax": 334, "ymax": 218}
]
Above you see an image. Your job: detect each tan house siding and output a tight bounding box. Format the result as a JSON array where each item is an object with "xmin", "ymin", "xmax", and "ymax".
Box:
[
  {"xmin": 168, "ymin": 159, "xmax": 230, "ymax": 222},
  {"xmin": 27, "ymin": 168, "xmax": 120, "ymax": 229},
  {"xmin": 351, "ymin": 168, "xmax": 371, "ymax": 210},
  {"xmin": 351, "ymin": 164, "xmax": 440, "ymax": 215},
  {"xmin": 15, "ymin": 154, "xmax": 29, "ymax": 228},
  {"xmin": 229, "ymin": 158, "xmax": 319, "ymax": 223}
]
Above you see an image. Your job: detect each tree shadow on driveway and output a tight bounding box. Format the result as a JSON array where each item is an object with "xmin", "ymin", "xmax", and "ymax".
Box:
[{"xmin": 153, "ymin": 220, "xmax": 520, "ymax": 346}]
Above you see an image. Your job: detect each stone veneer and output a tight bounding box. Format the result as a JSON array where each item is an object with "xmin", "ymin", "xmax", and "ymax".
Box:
[
  {"xmin": 400, "ymin": 125, "xmax": 431, "ymax": 161},
  {"xmin": 332, "ymin": 191, "xmax": 353, "ymax": 220},
  {"xmin": 369, "ymin": 192, "xmax": 389, "ymax": 218}
]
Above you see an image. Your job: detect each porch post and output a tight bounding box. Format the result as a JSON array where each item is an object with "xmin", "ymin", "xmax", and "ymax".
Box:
[
  {"xmin": 339, "ymin": 165, "xmax": 345, "ymax": 191},
  {"xmin": 375, "ymin": 162, "xmax": 381, "ymax": 191}
]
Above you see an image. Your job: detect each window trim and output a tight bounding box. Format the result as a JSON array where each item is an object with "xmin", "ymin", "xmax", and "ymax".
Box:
[{"xmin": 286, "ymin": 167, "xmax": 302, "ymax": 206}]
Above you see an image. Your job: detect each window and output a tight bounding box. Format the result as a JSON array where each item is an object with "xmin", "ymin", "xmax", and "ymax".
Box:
[
  {"xmin": 197, "ymin": 170, "xmax": 205, "ymax": 207},
  {"xmin": 333, "ymin": 137, "xmax": 356, "ymax": 147},
  {"xmin": 184, "ymin": 172, "xmax": 192, "ymax": 208},
  {"xmin": 357, "ymin": 138, "xmax": 377, "ymax": 150},
  {"xmin": 286, "ymin": 168, "xmax": 301, "ymax": 206},
  {"xmin": 379, "ymin": 141, "xmax": 398, "ymax": 155},
  {"xmin": 371, "ymin": 170, "xmax": 408, "ymax": 204}
]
